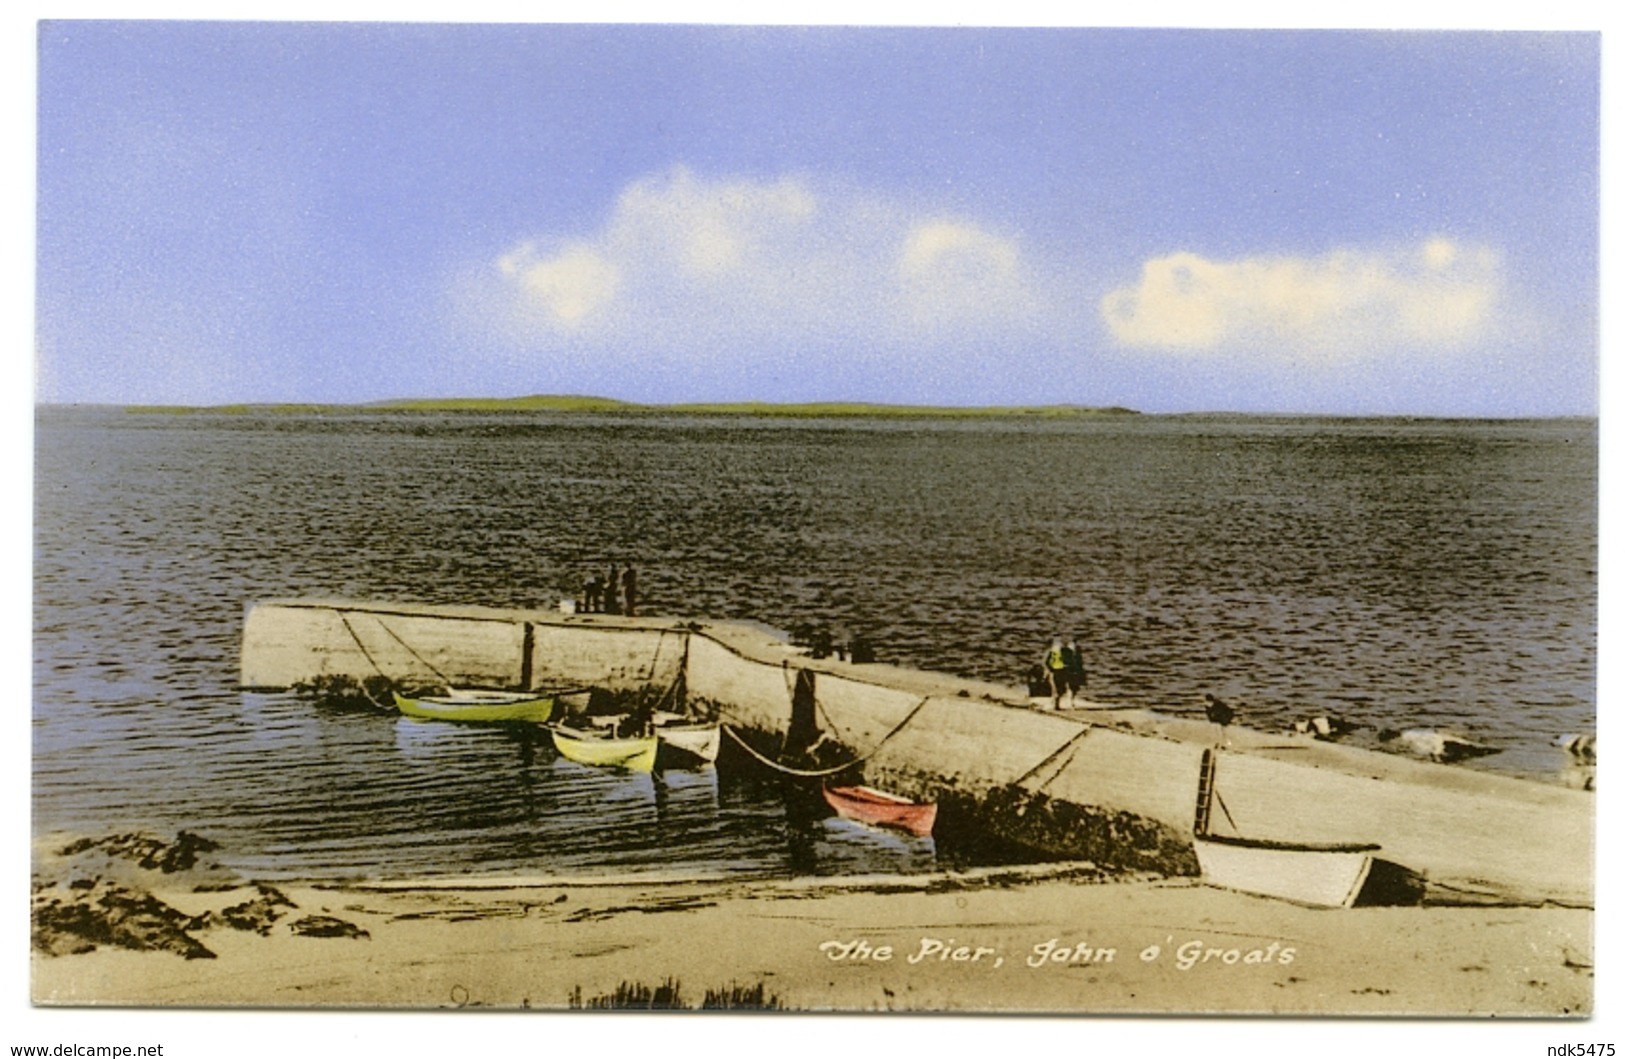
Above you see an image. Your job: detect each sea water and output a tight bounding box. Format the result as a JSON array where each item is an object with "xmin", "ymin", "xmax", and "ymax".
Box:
[{"xmin": 32, "ymin": 407, "xmax": 1596, "ymax": 880}]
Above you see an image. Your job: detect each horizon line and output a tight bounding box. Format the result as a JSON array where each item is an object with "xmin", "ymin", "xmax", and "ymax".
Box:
[{"xmin": 31, "ymin": 395, "xmax": 1599, "ymax": 422}]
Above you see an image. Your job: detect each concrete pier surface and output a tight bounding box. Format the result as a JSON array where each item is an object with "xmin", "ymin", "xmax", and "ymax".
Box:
[{"xmin": 241, "ymin": 598, "xmax": 1594, "ymax": 907}]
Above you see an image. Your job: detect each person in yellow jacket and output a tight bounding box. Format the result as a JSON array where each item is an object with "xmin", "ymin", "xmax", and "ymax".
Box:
[{"xmin": 1043, "ymin": 637, "xmax": 1068, "ymax": 710}]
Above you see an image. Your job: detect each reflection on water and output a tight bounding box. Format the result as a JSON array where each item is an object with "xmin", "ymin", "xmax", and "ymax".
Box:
[
  {"xmin": 799, "ymin": 819, "xmax": 939, "ymax": 876},
  {"xmin": 33, "ymin": 407, "xmax": 1596, "ymax": 881},
  {"xmin": 34, "ymin": 684, "xmax": 962, "ymax": 882}
]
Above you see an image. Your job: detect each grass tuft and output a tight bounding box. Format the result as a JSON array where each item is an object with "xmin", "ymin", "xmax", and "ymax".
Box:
[{"xmin": 567, "ymin": 978, "xmax": 784, "ymax": 1011}]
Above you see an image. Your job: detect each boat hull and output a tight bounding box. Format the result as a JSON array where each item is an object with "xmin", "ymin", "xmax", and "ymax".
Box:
[
  {"xmin": 823, "ymin": 785, "xmax": 937, "ymax": 838},
  {"xmin": 550, "ymin": 727, "xmax": 658, "ymax": 772},
  {"xmin": 392, "ymin": 690, "xmax": 555, "ymax": 724},
  {"xmin": 654, "ymin": 721, "xmax": 721, "ymax": 765},
  {"xmin": 1193, "ymin": 834, "xmax": 1377, "ymax": 908}
]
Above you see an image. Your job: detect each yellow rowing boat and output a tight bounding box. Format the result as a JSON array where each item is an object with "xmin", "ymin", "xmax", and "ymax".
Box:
[
  {"xmin": 391, "ymin": 689, "xmax": 557, "ymax": 724},
  {"xmin": 549, "ymin": 724, "xmax": 658, "ymax": 772}
]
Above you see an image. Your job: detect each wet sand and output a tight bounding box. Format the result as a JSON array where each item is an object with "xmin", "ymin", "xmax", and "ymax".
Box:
[{"xmin": 32, "ymin": 859, "xmax": 1592, "ymax": 1016}]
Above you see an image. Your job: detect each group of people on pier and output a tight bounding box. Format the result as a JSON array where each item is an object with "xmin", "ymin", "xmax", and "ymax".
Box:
[
  {"xmin": 1038, "ymin": 636, "xmax": 1088, "ymax": 709},
  {"xmin": 580, "ymin": 563, "xmax": 638, "ymax": 616}
]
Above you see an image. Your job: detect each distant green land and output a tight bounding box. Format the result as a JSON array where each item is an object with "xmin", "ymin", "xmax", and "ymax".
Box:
[{"xmin": 126, "ymin": 395, "xmax": 1141, "ymax": 419}]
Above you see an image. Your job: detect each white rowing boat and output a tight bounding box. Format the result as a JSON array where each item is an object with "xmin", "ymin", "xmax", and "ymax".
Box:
[{"xmin": 1192, "ymin": 748, "xmax": 1378, "ymax": 908}]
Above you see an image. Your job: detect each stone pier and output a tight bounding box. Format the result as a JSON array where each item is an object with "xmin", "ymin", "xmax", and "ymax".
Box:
[{"xmin": 242, "ymin": 598, "xmax": 1594, "ymax": 905}]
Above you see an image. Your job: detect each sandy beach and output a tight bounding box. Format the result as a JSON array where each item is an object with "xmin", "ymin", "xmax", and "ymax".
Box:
[{"xmin": 30, "ymin": 834, "xmax": 1592, "ymax": 1017}]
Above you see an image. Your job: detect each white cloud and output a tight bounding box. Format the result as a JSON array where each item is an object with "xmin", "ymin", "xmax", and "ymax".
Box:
[
  {"xmin": 474, "ymin": 174, "xmax": 1528, "ymax": 404},
  {"xmin": 611, "ymin": 167, "xmax": 818, "ymax": 280},
  {"xmin": 486, "ymin": 167, "xmax": 1041, "ymax": 352},
  {"xmin": 499, "ymin": 243, "xmax": 620, "ymax": 327},
  {"xmin": 898, "ymin": 220, "xmax": 1035, "ymax": 330},
  {"xmin": 1100, "ymin": 239, "xmax": 1504, "ymax": 361}
]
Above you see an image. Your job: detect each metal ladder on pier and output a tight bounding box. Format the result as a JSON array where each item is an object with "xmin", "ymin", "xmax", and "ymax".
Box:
[{"xmin": 1193, "ymin": 748, "xmax": 1217, "ymax": 838}]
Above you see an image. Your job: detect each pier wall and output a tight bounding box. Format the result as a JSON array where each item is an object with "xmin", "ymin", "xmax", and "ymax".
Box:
[
  {"xmin": 242, "ymin": 599, "xmax": 685, "ymax": 692},
  {"xmin": 684, "ymin": 634, "xmax": 796, "ymax": 732},
  {"xmin": 527, "ymin": 622, "xmax": 685, "ymax": 692},
  {"xmin": 242, "ymin": 602, "xmax": 531, "ymax": 689},
  {"xmin": 1213, "ymin": 751, "xmax": 1584, "ymax": 905},
  {"xmin": 241, "ymin": 599, "xmax": 1593, "ymax": 905}
]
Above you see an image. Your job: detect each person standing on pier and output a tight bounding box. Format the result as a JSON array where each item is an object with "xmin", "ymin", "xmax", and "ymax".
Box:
[
  {"xmin": 582, "ymin": 573, "xmax": 601, "ymax": 613},
  {"xmin": 605, "ymin": 563, "xmax": 620, "ymax": 614},
  {"xmin": 1062, "ymin": 637, "xmax": 1086, "ymax": 707},
  {"xmin": 622, "ymin": 564, "xmax": 638, "ymax": 617},
  {"xmin": 1043, "ymin": 637, "xmax": 1068, "ymax": 709},
  {"xmin": 1202, "ymin": 693, "xmax": 1235, "ymax": 747}
]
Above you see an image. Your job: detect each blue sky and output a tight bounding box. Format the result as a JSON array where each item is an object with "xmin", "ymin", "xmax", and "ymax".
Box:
[{"xmin": 35, "ymin": 23, "xmax": 1599, "ymax": 414}]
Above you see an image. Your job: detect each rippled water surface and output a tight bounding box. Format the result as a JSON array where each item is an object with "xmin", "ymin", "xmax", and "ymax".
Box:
[{"xmin": 33, "ymin": 408, "xmax": 1596, "ymax": 879}]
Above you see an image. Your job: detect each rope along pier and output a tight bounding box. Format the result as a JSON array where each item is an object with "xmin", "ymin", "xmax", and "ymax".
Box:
[{"xmin": 719, "ymin": 693, "xmax": 933, "ymax": 778}]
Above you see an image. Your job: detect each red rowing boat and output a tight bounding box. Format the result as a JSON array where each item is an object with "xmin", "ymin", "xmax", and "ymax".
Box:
[{"xmin": 822, "ymin": 785, "xmax": 937, "ymax": 838}]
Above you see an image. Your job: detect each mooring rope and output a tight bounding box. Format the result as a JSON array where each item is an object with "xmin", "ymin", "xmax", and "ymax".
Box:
[
  {"xmin": 719, "ymin": 693, "xmax": 933, "ymax": 778},
  {"xmin": 875, "ymin": 693, "xmax": 934, "ymax": 754},
  {"xmin": 332, "ymin": 610, "xmax": 399, "ymax": 711},
  {"xmin": 675, "ymin": 632, "xmax": 692, "ymax": 710},
  {"xmin": 1010, "ymin": 726, "xmax": 1092, "ymax": 792},
  {"xmin": 720, "ymin": 725, "xmax": 869, "ymax": 778},
  {"xmin": 651, "ymin": 667, "xmax": 682, "ymax": 713},
  {"xmin": 627, "ymin": 630, "xmax": 697, "ymax": 720},
  {"xmin": 371, "ymin": 615, "xmax": 453, "ymax": 685},
  {"xmin": 813, "ymin": 689, "xmax": 855, "ymax": 749},
  {"xmin": 776, "ymin": 662, "xmax": 801, "ymax": 759},
  {"xmin": 334, "ymin": 610, "xmax": 387, "ymax": 676},
  {"xmin": 775, "ymin": 660, "xmax": 859, "ymax": 749},
  {"xmin": 640, "ymin": 628, "xmax": 671, "ymax": 683}
]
